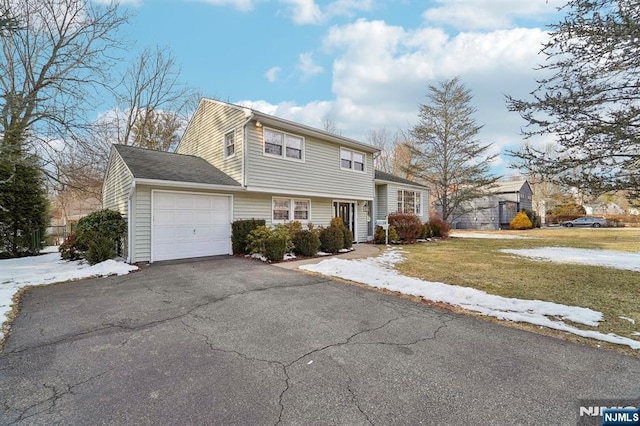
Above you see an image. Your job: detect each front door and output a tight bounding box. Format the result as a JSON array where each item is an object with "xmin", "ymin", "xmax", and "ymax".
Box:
[{"xmin": 333, "ymin": 201, "xmax": 355, "ymax": 240}]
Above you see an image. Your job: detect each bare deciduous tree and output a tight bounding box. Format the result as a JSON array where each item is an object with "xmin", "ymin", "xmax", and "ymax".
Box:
[
  {"xmin": 0, "ymin": 0, "xmax": 129, "ymax": 163},
  {"xmin": 109, "ymin": 45, "xmax": 196, "ymax": 148}
]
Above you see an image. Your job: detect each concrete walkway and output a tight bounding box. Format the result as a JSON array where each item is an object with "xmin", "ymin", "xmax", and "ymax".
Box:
[{"xmin": 275, "ymin": 243, "xmax": 381, "ymax": 270}]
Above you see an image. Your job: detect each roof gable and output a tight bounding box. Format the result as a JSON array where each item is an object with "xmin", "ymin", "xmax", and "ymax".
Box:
[
  {"xmin": 492, "ymin": 179, "xmax": 531, "ymax": 194},
  {"xmin": 113, "ymin": 144, "xmax": 240, "ymax": 187},
  {"xmin": 374, "ymin": 170, "xmax": 427, "ymax": 188}
]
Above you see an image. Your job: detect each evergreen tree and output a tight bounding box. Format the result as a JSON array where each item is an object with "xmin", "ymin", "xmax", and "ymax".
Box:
[
  {"xmin": 0, "ymin": 155, "xmax": 48, "ymax": 257},
  {"xmin": 507, "ymin": 0, "xmax": 640, "ymax": 199},
  {"xmin": 407, "ymin": 77, "xmax": 498, "ymax": 223}
]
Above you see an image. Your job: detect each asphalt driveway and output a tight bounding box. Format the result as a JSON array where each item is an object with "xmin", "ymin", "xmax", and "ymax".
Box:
[{"xmin": 1, "ymin": 256, "xmax": 639, "ymax": 425}]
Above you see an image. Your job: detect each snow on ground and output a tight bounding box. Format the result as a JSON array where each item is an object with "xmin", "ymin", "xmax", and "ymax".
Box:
[
  {"xmin": 450, "ymin": 231, "xmax": 534, "ymax": 240},
  {"xmin": 1, "ymin": 248, "xmax": 138, "ymax": 340},
  {"xmin": 500, "ymin": 247, "xmax": 640, "ymax": 272},
  {"xmin": 300, "ymin": 248, "xmax": 640, "ymax": 350}
]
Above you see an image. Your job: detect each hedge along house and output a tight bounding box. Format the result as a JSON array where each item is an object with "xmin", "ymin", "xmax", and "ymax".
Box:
[
  {"xmin": 451, "ymin": 180, "xmax": 533, "ymax": 230},
  {"xmin": 103, "ymin": 98, "xmax": 410, "ymax": 263}
]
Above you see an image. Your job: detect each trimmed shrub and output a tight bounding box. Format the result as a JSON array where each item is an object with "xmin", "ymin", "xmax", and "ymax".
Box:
[
  {"xmin": 388, "ymin": 212, "xmax": 422, "ymax": 241},
  {"xmin": 319, "ymin": 226, "xmax": 344, "ymax": 253},
  {"xmin": 86, "ymin": 236, "xmax": 116, "ymax": 265},
  {"xmin": 59, "ymin": 233, "xmax": 82, "ymax": 261},
  {"xmin": 246, "ymin": 225, "xmax": 293, "ymax": 262},
  {"xmin": 329, "ymin": 217, "xmax": 353, "ymax": 249},
  {"xmin": 292, "ymin": 230, "xmax": 321, "ymax": 257},
  {"xmin": 282, "ymin": 221, "xmax": 303, "ymax": 235},
  {"xmin": 232, "ymin": 219, "xmax": 266, "ymax": 254},
  {"xmin": 75, "ymin": 209, "xmax": 126, "ymax": 252},
  {"xmin": 343, "ymin": 229, "xmax": 353, "ymax": 249},
  {"xmin": 374, "ymin": 225, "xmax": 399, "ymax": 244},
  {"xmin": 510, "ymin": 211, "xmax": 533, "ymax": 230},
  {"xmin": 425, "ymin": 219, "xmax": 450, "ymax": 238},
  {"xmin": 61, "ymin": 209, "xmax": 126, "ymax": 262},
  {"xmin": 264, "ymin": 236, "xmax": 289, "ymax": 262},
  {"xmin": 522, "ymin": 209, "xmax": 541, "ymax": 228}
]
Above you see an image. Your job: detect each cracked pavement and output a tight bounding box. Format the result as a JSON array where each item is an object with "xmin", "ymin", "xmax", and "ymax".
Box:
[{"xmin": 1, "ymin": 256, "xmax": 639, "ymax": 425}]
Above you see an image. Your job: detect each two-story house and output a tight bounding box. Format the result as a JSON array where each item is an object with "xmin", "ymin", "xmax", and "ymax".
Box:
[{"xmin": 103, "ymin": 98, "xmax": 428, "ymax": 263}]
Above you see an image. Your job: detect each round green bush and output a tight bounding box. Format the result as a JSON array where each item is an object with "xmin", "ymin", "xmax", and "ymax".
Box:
[
  {"xmin": 319, "ymin": 226, "xmax": 344, "ymax": 253},
  {"xmin": 264, "ymin": 234, "xmax": 289, "ymax": 262},
  {"xmin": 86, "ymin": 236, "xmax": 116, "ymax": 265},
  {"xmin": 292, "ymin": 230, "xmax": 321, "ymax": 257},
  {"xmin": 76, "ymin": 209, "xmax": 126, "ymax": 251}
]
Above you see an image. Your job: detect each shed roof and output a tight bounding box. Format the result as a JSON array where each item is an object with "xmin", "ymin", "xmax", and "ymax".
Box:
[
  {"xmin": 492, "ymin": 179, "xmax": 530, "ymax": 194},
  {"xmin": 113, "ymin": 144, "xmax": 240, "ymax": 187}
]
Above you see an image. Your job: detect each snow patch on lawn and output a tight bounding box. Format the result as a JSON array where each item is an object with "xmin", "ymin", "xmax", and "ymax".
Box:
[
  {"xmin": 1, "ymin": 248, "xmax": 138, "ymax": 340},
  {"xmin": 501, "ymin": 247, "xmax": 640, "ymax": 272},
  {"xmin": 300, "ymin": 248, "xmax": 640, "ymax": 350}
]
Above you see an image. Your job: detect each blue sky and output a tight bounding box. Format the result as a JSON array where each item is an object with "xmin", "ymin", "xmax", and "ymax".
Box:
[{"xmin": 107, "ymin": 0, "xmax": 565, "ymax": 175}]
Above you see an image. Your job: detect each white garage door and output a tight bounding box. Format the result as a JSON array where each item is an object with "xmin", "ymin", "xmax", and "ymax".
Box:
[{"xmin": 152, "ymin": 191, "xmax": 231, "ymax": 262}]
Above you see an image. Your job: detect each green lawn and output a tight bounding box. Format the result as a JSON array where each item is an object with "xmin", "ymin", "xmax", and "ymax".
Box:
[{"xmin": 392, "ymin": 228, "xmax": 640, "ymax": 355}]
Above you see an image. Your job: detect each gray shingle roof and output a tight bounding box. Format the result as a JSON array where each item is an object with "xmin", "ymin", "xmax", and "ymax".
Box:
[
  {"xmin": 114, "ymin": 144, "xmax": 240, "ymax": 187},
  {"xmin": 374, "ymin": 170, "xmax": 427, "ymax": 188}
]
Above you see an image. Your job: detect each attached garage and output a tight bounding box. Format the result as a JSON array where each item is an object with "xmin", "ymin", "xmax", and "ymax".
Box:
[
  {"xmin": 102, "ymin": 145, "xmax": 242, "ymax": 263},
  {"xmin": 152, "ymin": 191, "xmax": 232, "ymax": 262}
]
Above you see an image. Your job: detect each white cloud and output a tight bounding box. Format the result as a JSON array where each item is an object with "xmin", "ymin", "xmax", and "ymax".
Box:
[
  {"xmin": 279, "ymin": 0, "xmax": 374, "ymax": 25},
  {"xmin": 195, "ymin": 0, "xmax": 256, "ymax": 12},
  {"xmin": 237, "ymin": 19, "xmax": 552, "ymax": 175},
  {"xmin": 296, "ymin": 52, "xmax": 324, "ymax": 79},
  {"xmin": 279, "ymin": 0, "xmax": 323, "ymax": 24},
  {"xmin": 237, "ymin": 99, "xmax": 333, "ymax": 129},
  {"xmin": 264, "ymin": 66, "xmax": 281, "ymax": 82},
  {"xmin": 422, "ymin": 0, "xmax": 565, "ymax": 30}
]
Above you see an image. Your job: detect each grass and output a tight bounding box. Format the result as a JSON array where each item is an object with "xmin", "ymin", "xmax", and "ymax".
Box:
[{"xmin": 392, "ymin": 228, "xmax": 640, "ymax": 356}]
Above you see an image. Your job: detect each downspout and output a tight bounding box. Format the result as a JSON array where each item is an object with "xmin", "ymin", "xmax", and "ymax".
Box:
[
  {"xmin": 241, "ymin": 112, "xmax": 254, "ymax": 188},
  {"xmin": 126, "ymin": 180, "xmax": 136, "ymax": 264}
]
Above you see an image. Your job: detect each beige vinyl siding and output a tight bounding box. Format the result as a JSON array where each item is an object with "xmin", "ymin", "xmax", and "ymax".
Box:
[
  {"xmin": 246, "ymin": 125, "xmax": 374, "ymax": 200},
  {"xmin": 102, "ymin": 151, "xmax": 133, "ymax": 260},
  {"xmin": 356, "ymin": 201, "xmax": 368, "ymax": 242},
  {"xmin": 102, "ymin": 151, "xmax": 132, "ymax": 218},
  {"xmin": 375, "ymin": 184, "xmax": 388, "ymax": 220},
  {"xmin": 176, "ymin": 99, "xmax": 245, "ymax": 183},
  {"xmin": 133, "ymin": 186, "xmax": 152, "ymax": 263},
  {"xmin": 234, "ymin": 193, "xmax": 333, "ymax": 228}
]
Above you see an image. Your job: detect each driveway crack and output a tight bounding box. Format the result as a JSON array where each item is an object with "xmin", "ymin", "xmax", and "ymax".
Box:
[
  {"xmin": 5, "ymin": 369, "xmax": 113, "ymax": 425},
  {"xmin": 3, "ymin": 281, "xmax": 327, "ymax": 356}
]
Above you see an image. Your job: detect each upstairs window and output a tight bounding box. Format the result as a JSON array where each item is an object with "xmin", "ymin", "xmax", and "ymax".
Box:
[
  {"xmin": 397, "ymin": 190, "xmax": 422, "ymax": 215},
  {"xmin": 340, "ymin": 148, "xmax": 365, "ymax": 172},
  {"xmin": 264, "ymin": 128, "xmax": 304, "ymax": 161},
  {"xmin": 224, "ymin": 130, "xmax": 235, "ymax": 158}
]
